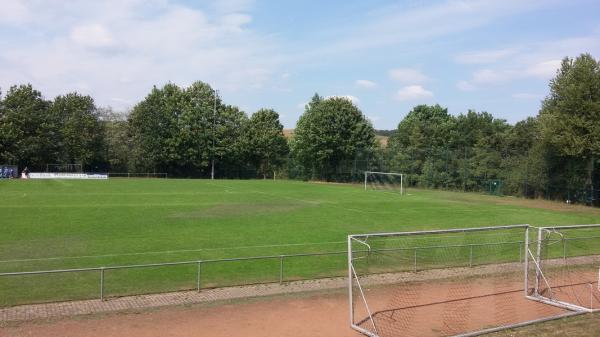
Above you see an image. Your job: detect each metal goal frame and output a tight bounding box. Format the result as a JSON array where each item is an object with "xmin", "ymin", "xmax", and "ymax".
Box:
[
  {"xmin": 364, "ymin": 171, "xmax": 404, "ymax": 195},
  {"xmin": 525, "ymin": 224, "xmax": 600, "ymax": 313},
  {"xmin": 347, "ymin": 224, "xmax": 596, "ymax": 337}
]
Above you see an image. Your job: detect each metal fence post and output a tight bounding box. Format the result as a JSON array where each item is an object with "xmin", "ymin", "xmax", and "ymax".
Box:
[
  {"xmin": 563, "ymin": 239, "xmax": 567, "ymax": 261},
  {"xmin": 469, "ymin": 245, "xmax": 473, "ymax": 267},
  {"xmin": 279, "ymin": 256, "xmax": 284, "ymax": 284},
  {"xmin": 519, "ymin": 242, "xmax": 522, "ymax": 263},
  {"xmin": 100, "ymin": 267, "xmax": 105, "ymax": 301},
  {"xmin": 197, "ymin": 261, "xmax": 202, "ymax": 292},
  {"xmin": 413, "ymin": 248, "xmax": 417, "ymax": 273}
]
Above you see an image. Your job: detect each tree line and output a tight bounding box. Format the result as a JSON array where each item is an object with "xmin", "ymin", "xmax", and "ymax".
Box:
[{"xmin": 0, "ymin": 53, "xmax": 598, "ymax": 205}]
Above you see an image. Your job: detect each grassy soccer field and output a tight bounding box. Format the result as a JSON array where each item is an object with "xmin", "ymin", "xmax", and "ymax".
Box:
[{"xmin": 1, "ymin": 179, "xmax": 599, "ymax": 306}]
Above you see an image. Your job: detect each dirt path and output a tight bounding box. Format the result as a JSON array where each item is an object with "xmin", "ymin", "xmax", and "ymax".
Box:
[
  {"xmin": 0, "ymin": 273, "xmax": 572, "ymax": 337},
  {"xmin": 0, "ymin": 290, "xmax": 359, "ymax": 337}
]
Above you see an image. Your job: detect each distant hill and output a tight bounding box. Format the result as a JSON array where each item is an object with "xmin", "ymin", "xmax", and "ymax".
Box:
[
  {"xmin": 283, "ymin": 129, "xmax": 295, "ymax": 138},
  {"xmin": 374, "ymin": 129, "xmax": 395, "ymax": 137}
]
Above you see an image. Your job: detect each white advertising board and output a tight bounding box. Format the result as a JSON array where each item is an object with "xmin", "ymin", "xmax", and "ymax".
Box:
[{"xmin": 29, "ymin": 172, "xmax": 108, "ymax": 179}]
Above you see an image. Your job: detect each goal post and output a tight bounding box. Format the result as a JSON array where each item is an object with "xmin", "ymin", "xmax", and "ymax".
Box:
[
  {"xmin": 364, "ymin": 171, "xmax": 404, "ymax": 195},
  {"xmin": 525, "ymin": 224, "xmax": 600, "ymax": 313},
  {"xmin": 348, "ymin": 225, "xmax": 533, "ymax": 337}
]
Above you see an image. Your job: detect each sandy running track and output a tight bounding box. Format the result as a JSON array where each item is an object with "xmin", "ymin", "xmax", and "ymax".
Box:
[
  {"xmin": 2, "ymin": 260, "xmax": 590, "ymax": 337},
  {"xmin": 1, "ymin": 290, "xmax": 358, "ymax": 337},
  {"xmin": 0, "ymin": 278, "xmax": 571, "ymax": 337}
]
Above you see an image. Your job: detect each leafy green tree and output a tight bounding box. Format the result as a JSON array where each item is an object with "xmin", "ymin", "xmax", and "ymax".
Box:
[
  {"xmin": 129, "ymin": 83, "xmax": 188, "ymax": 173},
  {"xmin": 291, "ymin": 96, "xmax": 377, "ymax": 181},
  {"xmin": 129, "ymin": 81, "xmax": 249, "ymax": 177},
  {"xmin": 50, "ymin": 93, "xmax": 104, "ymax": 169},
  {"xmin": 387, "ymin": 104, "xmax": 456, "ymax": 187},
  {"xmin": 539, "ymin": 53, "xmax": 600, "ymax": 204},
  {"xmin": 455, "ymin": 110, "xmax": 510, "ymax": 190},
  {"xmin": 212, "ymin": 104, "xmax": 249, "ymax": 177},
  {"xmin": 244, "ymin": 109, "xmax": 289, "ymax": 178},
  {"xmin": 0, "ymin": 84, "xmax": 58, "ymax": 169}
]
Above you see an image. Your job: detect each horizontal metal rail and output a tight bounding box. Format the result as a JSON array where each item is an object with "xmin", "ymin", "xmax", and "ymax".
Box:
[
  {"xmin": 0, "ymin": 238, "xmax": 535, "ymax": 277},
  {"xmin": 0, "ymin": 234, "xmax": 595, "ymax": 305},
  {"xmin": 0, "ymin": 250, "xmax": 349, "ymax": 277},
  {"xmin": 540, "ymin": 224, "xmax": 600, "ymax": 230},
  {"xmin": 0, "ymin": 239, "xmax": 530, "ymax": 277}
]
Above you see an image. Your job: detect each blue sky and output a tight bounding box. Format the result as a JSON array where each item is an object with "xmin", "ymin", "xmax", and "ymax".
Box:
[{"xmin": 0, "ymin": 0, "xmax": 599, "ymax": 129}]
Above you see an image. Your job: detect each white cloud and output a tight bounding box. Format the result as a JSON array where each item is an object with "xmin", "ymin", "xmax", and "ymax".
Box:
[
  {"xmin": 455, "ymin": 48, "xmax": 517, "ymax": 64},
  {"xmin": 355, "ymin": 79, "xmax": 377, "ymax": 88},
  {"xmin": 326, "ymin": 95, "xmax": 360, "ymax": 104},
  {"xmin": 458, "ymin": 58, "xmax": 562, "ymax": 89},
  {"xmin": 0, "ymin": 0, "xmax": 31, "ymax": 25},
  {"xmin": 525, "ymin": 59, "xmax": 561, "ymax": 78},
  {"xmin": 219, "ymin": 13, "xmax": 252, "ymax": 32},
  {"xmin": 395, "ymin": 85, "xmax": 433, "ymax": 101},
  {"xmin": 389, "ymin": 68, "xmax": 428, "ymax": 84},
  {"xmin": 457, "ymin": 80, "xmax": 476, "ymax": 91},
  {"xmin": 512, "ymin": 93, "xmax": 542, "ymax": 100},
  {"xmin": 471, "ymin": 68, "xmax": 513, "ymax": 84},
  {"xmin": 302, "ymin": 0, "xmax": 552, "ymax": 57},
  {"xmin": 70, "ymin": 24, "xmax": 114, "ymax": 48},
  {"xmin": 0, "ymin": 1, "xmax": 281, "ymax": 109}
]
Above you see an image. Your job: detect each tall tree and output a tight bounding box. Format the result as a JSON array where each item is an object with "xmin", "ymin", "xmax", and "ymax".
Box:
[
  {"xmin": 539, "ymin": 53, "xmax": 600, "ymax": 205},
  {"xmin": 50, "ymin": 92, "xmax": 104, "ymax": 169},
  {"xmin": 128, "ymin": 81, "xmax": 249, "ymax": 177},
  {"xmin": 244, "ymin": 109, "xmax": 289, "ymax": 178},
  {"xmin": 129, "ymin": 83, "xmax": 186, "ymax": 172},
  {"xmin": 0, "ymin": 84, "xmax": 58, "ymax": 169},
  {"xmin": 387, "ymin": 104, "xmax": 456, "ymax": 187},
  {"xmin": 291, "ymin": 96, "xmax": 377, "ymax": 180}
]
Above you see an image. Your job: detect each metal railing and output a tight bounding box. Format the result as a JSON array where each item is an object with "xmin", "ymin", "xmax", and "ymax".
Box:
[
  {"xmin": 0, "ymin": 251, "xmax": 348, "ymax": 302},
  {"xmin": 0, "ymin": 236, "xmax": 597, "ymax": 305},
  {"xmin": 107, "ymin": 172, "xmax": 168, "ymax": 178}
]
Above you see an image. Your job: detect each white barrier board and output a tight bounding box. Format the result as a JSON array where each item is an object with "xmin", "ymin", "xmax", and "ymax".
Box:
[{"xmin": 29, "ymin": 172, "xmax": 108, "ymax": 179}]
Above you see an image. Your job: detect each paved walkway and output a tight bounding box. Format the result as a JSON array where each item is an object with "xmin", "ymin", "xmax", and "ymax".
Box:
[
  {"xmin": 0, "ymin": 277, "xmax": 350, "ymax": 322},
  {"xmin": 0, "ymin": 261, "xmax": 529, "ymax": 323}
]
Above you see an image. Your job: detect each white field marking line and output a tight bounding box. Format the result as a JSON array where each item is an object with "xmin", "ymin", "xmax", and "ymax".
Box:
[{"xmin": 0, "ymin": 241, "xmax": 347, "ymax": 264}]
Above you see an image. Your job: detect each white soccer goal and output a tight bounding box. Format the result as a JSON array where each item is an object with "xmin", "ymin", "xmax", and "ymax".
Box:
[
  {"xmin": 347, "ymin": 225, "xmax": 567, "ymax": 337},
  {"xmin": 364, "ymin": 171, "xmax": 404, "ymax": 195},
  {"xmin": 525, "ymin": 224, "xmax": 600, "ymax": 313},
  {"xmin": 346, "ymin": 224, "xmax": 600, "ymax": 337}
]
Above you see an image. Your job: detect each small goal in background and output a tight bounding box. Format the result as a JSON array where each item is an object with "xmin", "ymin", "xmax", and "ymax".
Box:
[{"xmin": 364, "ymin": 171, "xmax": 404, "ymax": 195}]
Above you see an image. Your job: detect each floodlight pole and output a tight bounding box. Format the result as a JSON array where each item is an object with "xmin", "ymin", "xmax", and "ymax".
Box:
[{"xmin": 211, "ymin": 89, "xmax": 218, "ymax": 180}]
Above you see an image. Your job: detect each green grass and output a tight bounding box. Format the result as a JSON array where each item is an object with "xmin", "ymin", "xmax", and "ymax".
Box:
[{"xmin": 0, "ymin": 179, "xmax": 599, "ymax": 306}]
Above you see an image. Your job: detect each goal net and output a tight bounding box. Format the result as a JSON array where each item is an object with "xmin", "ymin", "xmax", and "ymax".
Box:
[
  {"xmin": 364, "ymin": 171, "xmax": 404, "ymax": 195},
  {"xmin": 46, "ymin": 163, "xmax": 83, "ymax": 173},
  {"xmin": 348, "ymin": 225, "xmax": 581, "ymax": 337},
  {"xmin": 526, "ymin": 224, "xmax": 600, "ymax": 313}
]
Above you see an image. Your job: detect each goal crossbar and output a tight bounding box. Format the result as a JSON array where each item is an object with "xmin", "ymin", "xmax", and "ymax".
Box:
[{"xmin": 364, "ymin": 171, "xmax": 404, "ymax": 195}]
